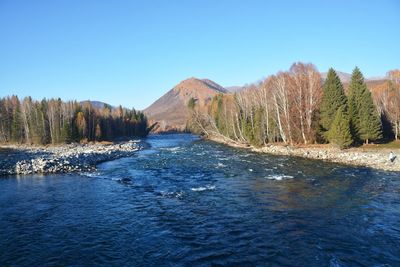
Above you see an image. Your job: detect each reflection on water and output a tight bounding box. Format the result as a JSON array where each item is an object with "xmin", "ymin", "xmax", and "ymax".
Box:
[{"xmin": 0, "ymin": 134, "xmax": 399, "ymax": 266}]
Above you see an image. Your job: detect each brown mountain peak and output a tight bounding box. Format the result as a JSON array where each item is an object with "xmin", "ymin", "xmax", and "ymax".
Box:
[
  {"xmin": 144, "ymin": 77, "xmax": 227, "ymax": 132},
  {"xmin": 173, "ymin": 77, "xmax": 227, "ymax": 94}
]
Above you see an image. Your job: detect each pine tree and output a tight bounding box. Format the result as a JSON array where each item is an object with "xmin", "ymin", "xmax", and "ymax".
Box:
[
  {"xmin": 241, "ymin": 115, "xmax": 253, "ymax": 144},
  {"xmin": 95, "ymin": 123, "xmax": 102, "ymax": 141},
  {"xmin": 358, "ymin": 89, "xmax": 383, "ymax": 144},
  {"xmin": 327, "ymin": 107, "xmax": 353, "ymax": 149},
  {"xmin": 348, "ymin": 67, "xmax": 382, "ymax": 144},
  {"xmin": 40, "ymin": 99, "xmax": 51, "ymax": 144},
  {"xmin": 0, "ymin": 99, "xmax": 13, "ymax": 142},
  {"xmin": 253, "ymin": 107, "xmax": 264, "ymax": 146},
  {"xmin": 215, "ymin": 95, "xmax": 225, "ymax": 134},
  {"xmin": 11, "ymin": 104, "xmax": 23, "ymax": 143},
  {"xmin": 70, "ymin": 122, "xmax": 80, "ymax": 143},
  {"xmin": 348, "ymin": 67, "xmax": 365, "ymax": 139},
  {"xmin": 319, "ymin": 68, "xmax": 347, "ymax": 140},
  {"xmin": 60, "ymin": 121, "xmax": 72, "ymax": 143}
]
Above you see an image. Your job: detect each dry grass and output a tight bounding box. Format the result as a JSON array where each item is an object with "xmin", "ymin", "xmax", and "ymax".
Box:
[
  {"xmin": 287, "ymin": 140, "xmax": 400, "ymax": 151},
  {"xmin": 362, "ymin": 140, "xmax": 400, "ymax": 150}
]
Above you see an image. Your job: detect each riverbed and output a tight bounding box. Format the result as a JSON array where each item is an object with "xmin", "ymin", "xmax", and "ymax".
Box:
[{"xmin": 0, "ymin": 134, "xmax": 399, "ymax": 266}]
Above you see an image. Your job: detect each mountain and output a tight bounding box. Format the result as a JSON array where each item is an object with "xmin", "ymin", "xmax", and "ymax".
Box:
[
  {"xmin": 144, "ymin": 77, "xmax": 227, "ymax": 132},
  {"xmin": 321, "ymin": 71, "xmax": 386, "ymax": 83},
  {"xmin": 321, "ymin": 71, "xmax": 352, "ymax": 83},
  {"xmin": 80, "ymin": 100, "xmax": 111, "ymax": 109},
  {"xmin": 225, "ymin": 86, "xmax": 245, "ymax": 92}
]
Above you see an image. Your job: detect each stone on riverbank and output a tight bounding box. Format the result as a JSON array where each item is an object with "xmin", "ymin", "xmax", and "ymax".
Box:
[
  {"xmin": 0, "ymin": 140, "xmax": 142, "ymax": 175},
  {"xmin": 208, "ymin": 136, "xmax": 400, "ymax": 172}
]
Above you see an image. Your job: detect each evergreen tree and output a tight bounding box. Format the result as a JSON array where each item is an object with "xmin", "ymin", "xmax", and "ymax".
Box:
[
  {"xmin": 187, "ymin": 97, "xmax": 196, "ymax": 110},
  {"xmin": 358, "ymin": 89, "xmax": 383, "ymax": 144},
  {"xmin": 212, "ymin": 95, "xmax": 228, "ymax": 136},
  {"xmin": 242, "ymin": 116, "xmax": 254, "ymax": 144},
  {"xmin": 348, "ymin": 67, "xmax": 382, "ymax": 144},
  {"xmin": 348, "ymin": 67, "xmax": 365, "ymax": 139},
  {"xmin": 0, "ymin": 99, "xmax": 12, "ymax": 142},
  {"xmin": 29, "ymin": 102, "xmax": 43, "ymax": 144},
  {"xmin": 319, "ymin": 68, "xmax": 347, "ymax": 140},
  {"xmin": 40, "ymin": 99, "xmax": 51, "ymax": 144},
  {"xmin": 95, "ymin": 123, "xmax": 102, "ymax": 141},
  {"xmin": 253, "ymin": 107, "xmax": 264, "ymax": 146},
  {"xmin": 327, "ymin": 107, "xmax": 353, "ymax": 149},
  {"xmin": 71, "ymin": 122, "xmax": 80, "ymax": 143},
  {"xmin": 11, "ymin": 104, "xmax": 23, "ymax": 143},
  {"xmin": 60, "ymin": 121, "xmax": 72, "ymax": 143}
]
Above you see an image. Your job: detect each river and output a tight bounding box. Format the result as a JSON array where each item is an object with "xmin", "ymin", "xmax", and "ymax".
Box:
[{"xmin": 0, "ymin": 134, "xmax": 399, "ymax": 266}]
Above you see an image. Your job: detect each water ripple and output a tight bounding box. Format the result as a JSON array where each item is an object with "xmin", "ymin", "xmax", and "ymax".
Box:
[{"xmin": 0, "ymin": 134, "xmax": 399, "ymax": 266}]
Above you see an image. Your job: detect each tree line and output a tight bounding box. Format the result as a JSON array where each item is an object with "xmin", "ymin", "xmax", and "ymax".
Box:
[
  {"xmin": 0, "ymin": 96, "xmax": 149, "ymax": 145},
  {"xmin": 188, "ymin": 63, "xmax": 400, "ymax": 148}
]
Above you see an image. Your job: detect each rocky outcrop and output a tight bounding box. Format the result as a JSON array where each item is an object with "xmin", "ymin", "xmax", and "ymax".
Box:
[{"xmin": 0, "ymin": 141, "xmax": 142, "ymax": 175}]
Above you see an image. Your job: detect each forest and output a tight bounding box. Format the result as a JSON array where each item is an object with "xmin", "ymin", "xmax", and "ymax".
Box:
[
  {"xmin": 0, "ymin": 97, "xmax": 148, "ymax": 145},
  {"xmin": 188, "ymin": 63, "xmax": 400, "ymax": 149}
]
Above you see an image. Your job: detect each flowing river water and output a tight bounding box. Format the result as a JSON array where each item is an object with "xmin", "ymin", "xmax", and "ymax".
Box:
[{"xmin": 0, "ymin": 134, "xmax": 399, "ymax": 266}]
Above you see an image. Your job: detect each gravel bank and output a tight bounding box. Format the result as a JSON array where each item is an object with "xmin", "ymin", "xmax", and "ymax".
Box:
[
  {"xmin": 0, "ymin": 140, "xmax": 143, "ymax": 175},
  {"xmin": 208, "ymin": 136, "xmax": 400, "ymax": 172}
]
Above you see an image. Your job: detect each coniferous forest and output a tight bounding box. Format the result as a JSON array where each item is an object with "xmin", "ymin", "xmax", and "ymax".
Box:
[
  {"xmin": 0, "ymin": 96, "xmax": 148, "ymax": 144},
  {"xmin": 188, "ymin": 63, "xmax": 400, "ymax": 149}
]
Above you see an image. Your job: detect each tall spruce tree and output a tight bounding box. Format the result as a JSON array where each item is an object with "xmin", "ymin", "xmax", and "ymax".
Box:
[
  {"xmin": 348, "ymin": 67, "xmax": 382, "ymax": 144},
  {"xmin": 319, "ymin": 68, "xmax": 348, "ymax": 140},
  {"xmin": 358, "ymin": 89, "xmax": 383, "ymax": 144},
  {"xmin": 11, "ymin": 104, "xmax": 23, "ymax": 143},
  {"xmin": 60, "ymin": 121, "xmax": 72, "ymax": 143},
  {"xmin": 253, "ymin": 107, "xmax": 264, "ymax": 146},
  {"xmin": 348, "ymin": 67, "xmax": 364, "ymax": 139},
  {"xmin": 327, "ymin": 107, "xmax": 353, "ymax": 149}
]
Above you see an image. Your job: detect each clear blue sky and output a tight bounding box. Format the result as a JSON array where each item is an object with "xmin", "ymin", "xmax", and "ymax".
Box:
[{"xmin": 0, "ymin": 0, "xmax": 399, "ymax": 110}]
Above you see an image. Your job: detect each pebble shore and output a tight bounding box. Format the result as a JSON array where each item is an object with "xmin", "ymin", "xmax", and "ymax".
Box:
[
  {"xmin": 209, "ymin": 136, "xmax": 400, "ymax": 172},
  {"xmin": 0, "ymin": 141, "xmax": 142, "ymax": 175}
]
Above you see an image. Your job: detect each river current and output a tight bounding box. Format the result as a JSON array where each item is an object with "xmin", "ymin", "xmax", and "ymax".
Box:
[{"xmin": 0, "ymin": 134, "xmax": 399, "ymax": 266}]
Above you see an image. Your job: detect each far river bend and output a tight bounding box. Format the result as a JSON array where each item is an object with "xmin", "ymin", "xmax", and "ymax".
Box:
[{"xmin": 0, "ymin": 134, "xmax": 399, "ymax": 266}]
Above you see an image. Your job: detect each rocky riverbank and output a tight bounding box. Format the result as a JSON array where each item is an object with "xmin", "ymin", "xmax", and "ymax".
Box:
[
  {"xmin": 0, "ymin": 140, "xmax": 143, "ymax": 175},
  {"xmin": 208, "ymin": 136, "xmax": 400, "ymax": 172}
]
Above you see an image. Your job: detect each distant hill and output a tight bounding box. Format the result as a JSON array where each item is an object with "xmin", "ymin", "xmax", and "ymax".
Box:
[
  {"xmin": 80, "ymin": 100, "xmax": 111, "ymax": 109},
  {"xmin": 343, "ymin": 78, "xmax": 388, "ymax": 93},
  {"xmin": 321, "ymin": 71, "xmax": 386, "ymax": 83},
  {"xmin": 225, "ymin": 86, "xmax": 245, "ymax": 92},
  {"xmin": 144, "ymin": 77, "xmax": 227, "ymax": 132},
  {"xmin": 321, "ymin": 71, "xmax": 353, "ymax": 83},
  {"xmin": 320, "ymin": 71, "xmax": 389, "ymax": 92}
]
